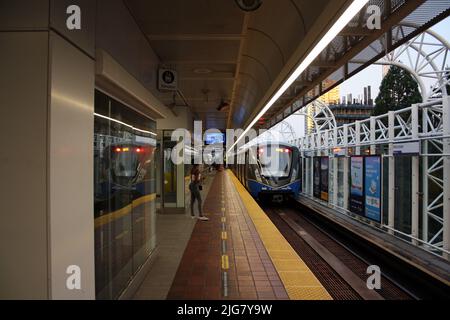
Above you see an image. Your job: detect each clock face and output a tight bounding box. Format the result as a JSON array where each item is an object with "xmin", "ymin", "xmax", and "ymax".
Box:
[
  {"xmin": 235, "ymin": 0, "xmax": 263, "ymax": 12},
  {"xmin": 162, "ymin": 71, "xmax": 175, "ymax": 84}
]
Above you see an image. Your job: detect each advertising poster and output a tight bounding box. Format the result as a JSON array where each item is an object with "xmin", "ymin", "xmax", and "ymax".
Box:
[
  {"xmin": 364, "ymin": 156, "xmax": 382, "ymax": 222},
  {"xmin": 313, "ymin": 157, "xmax": 321, "ymax": 199},
  {"xmin": 320, "ymin": 157, "xmax": 329, "ymax": 201},
  {"xmin": 350, "ymin": 157, "xmax": 364, "ymax": 215}
]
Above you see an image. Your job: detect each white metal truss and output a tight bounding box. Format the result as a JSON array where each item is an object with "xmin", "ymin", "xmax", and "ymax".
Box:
[
  {"xmin": 258, "ymin": 120, "xmax": 297, "ymax": 143},
  {"xmin": 294, "ymin": 96, "xmax": 450, "ymax": 258},
  {"xmin": 277, "ymin": 121, "xmax": 297, "ymax": 142},
  {"xmin": 289, "ymin": 99, "xmax": 337, "ymax": 143},
  {"xmin": 351, "ymin": 23, "xmax": 450, "ymax": 101},
  {"xmin": 289, "ymin": 24, "xmax": 450, "ymax": 259}
]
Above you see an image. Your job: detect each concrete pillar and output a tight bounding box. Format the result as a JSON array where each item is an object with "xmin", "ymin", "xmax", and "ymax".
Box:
[{"xmin": 0, "ymin": 0, "xmax": 96, "ymax": 299}]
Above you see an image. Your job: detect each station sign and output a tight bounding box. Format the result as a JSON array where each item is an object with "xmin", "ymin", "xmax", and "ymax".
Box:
[
  {"xmin": 393, "ymin": 141, "xmax": 420, "ymax": 155},
  {"xmin": 158, "ymin": 68, "xmax": 178, "ymax": 91}
]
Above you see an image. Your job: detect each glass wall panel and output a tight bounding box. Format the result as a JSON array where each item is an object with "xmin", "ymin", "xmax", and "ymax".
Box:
[{"xmin": 94, "ymin": 90, "xmax": 157, "ymax": 299}]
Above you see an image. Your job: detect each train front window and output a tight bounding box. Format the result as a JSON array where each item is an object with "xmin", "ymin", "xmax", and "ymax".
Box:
[
  {"xmin": 112, "ymin": 148, "xmax": 139, "ymax": 178},
  {"xmin": 259, "ymin": 147, "xmax": 292, "ymax": 178}
]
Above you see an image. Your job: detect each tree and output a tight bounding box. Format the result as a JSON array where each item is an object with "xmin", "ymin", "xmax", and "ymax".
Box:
[{"xmin": 373, "ymin": 65, "xmax": 422, "ymax": 116}]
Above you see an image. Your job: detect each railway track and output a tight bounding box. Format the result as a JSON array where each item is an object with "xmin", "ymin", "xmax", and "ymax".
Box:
[{"xmin": 262, "ymin": 201, "xmax": 425, "ymax": 300}]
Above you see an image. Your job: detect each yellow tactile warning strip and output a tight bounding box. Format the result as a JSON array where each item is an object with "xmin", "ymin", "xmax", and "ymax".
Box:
[
  {"xmin": 228, "ymin": 170, "xmax": 332, "ymax": 300},
  {"xmin": 94, "ymin": 193, "xmax": 156, "ymax": 228}
]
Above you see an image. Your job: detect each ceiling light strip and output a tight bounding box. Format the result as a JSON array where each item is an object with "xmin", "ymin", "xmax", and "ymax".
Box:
[{"xmin": 227, "ymin": 0, "xmax": 369, "ymax": 154}]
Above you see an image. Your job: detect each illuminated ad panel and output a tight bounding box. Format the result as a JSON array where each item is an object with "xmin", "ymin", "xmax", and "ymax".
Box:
[{"xmin": 364, "ymin": 156, "xmax": 382, "ymax": 223}]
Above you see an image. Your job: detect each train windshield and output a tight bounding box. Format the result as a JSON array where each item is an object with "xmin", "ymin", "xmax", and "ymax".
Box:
[
  {"xmin": 112, "ymin": 149, "xmax": 140, "ymax": 177},
  {"xmin": 259, "ymin": 146, "xmax": 292, "ymax": 178}
]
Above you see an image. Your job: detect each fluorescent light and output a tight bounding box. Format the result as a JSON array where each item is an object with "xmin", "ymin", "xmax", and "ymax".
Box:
[
  {"xmin": 227, "ymin": 0, "xmax": 369, "ymax": 154},
  {"xmin": 94, "ymin": 113, "xmax": 158, "ymax": 136}
]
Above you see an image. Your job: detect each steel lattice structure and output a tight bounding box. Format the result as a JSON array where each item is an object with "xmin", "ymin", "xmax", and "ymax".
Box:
[
  {"xmin": 289, "ymin": 24, "xmax": 450, "ymax": 259},
  {"xmin": 351, "ymin": 22, "xmax": 450, "ymax": 101}
]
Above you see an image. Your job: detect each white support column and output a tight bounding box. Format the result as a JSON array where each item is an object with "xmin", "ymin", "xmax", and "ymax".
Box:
[
  {"xmin": 333, "ymin": 127, "xmax": 339, "ymax": 206},
  {"xmin": 388, "ymin": 111, "xmax": 395, "ymax": 234},
  {"xmin": 411, "ymin": 104, "xmax": 419, "ymax": 245},
  {"xmin": 422, "ymin": 107, "xmax": 429, "ymax": 242},
  {"xmin": 355, "ymin": 121, "xmax": 361, "ymax": 155},
  {"xmin": 443, "ymin": 97, "xmax": 450, "ymax": 259},
  {"xmin": 370, "ymin": 117, "xmax": 376, "ymax": 155},
  {"xmin": 323, "ymin": 131, "xmax": 330, "ymax": 204},
  {"xmin": 333, "ymin": 156, "xmax": 338, "ymax": 206},
  {"xmin": 310, "ymin": 157, "xmax": 314, "ymax": 197},
  {"xmin": 343, "ymin": 124, "xmax": 349, "ymax": 210},
  {"xmin": 301, "ymin": 153, "xmax": 305, "ymax": 193}
]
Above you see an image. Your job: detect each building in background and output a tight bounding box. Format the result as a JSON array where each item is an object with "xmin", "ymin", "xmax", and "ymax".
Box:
[
  {"xmin": 320, "ymin": 80, "xmax": 340, "ymax": 105},
  {"xmin": 304, "ymin": 80, "xmax": 341, "ymax": 134},
  {"xmin": 330, "ymin": 85, "xmax": 374, "ymax": 126}
]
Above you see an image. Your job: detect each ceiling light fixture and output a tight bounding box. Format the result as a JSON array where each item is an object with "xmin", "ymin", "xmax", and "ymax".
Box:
[{"xmin": 226, "ymin": 0, "xmax": 369, "ymax": 154}]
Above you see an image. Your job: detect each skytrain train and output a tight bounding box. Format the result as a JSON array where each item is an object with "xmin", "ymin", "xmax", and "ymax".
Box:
[{"xmin": 229, "ymin": 142, "xmax": 301, "ymax": 201}]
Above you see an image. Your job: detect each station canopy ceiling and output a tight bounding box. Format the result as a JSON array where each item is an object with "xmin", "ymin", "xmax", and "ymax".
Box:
[{"xmin": 124, "ymin": 0, "xmax": 450, "ymax": 131}]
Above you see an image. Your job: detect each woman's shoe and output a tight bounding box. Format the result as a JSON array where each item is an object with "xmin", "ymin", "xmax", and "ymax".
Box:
[{"xmin": 198, "ymin": 216, "xmax": 209, "ymax": 221}]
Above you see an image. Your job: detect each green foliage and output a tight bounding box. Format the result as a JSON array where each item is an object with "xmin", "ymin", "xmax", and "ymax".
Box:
[{"xmin": 374, "ymin": 66, "xmax": 422, "ymax": 116}]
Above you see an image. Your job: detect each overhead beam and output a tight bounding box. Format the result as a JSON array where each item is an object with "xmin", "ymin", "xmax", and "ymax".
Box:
[
  {"xmin": 227, "ymin": 13, "xmax": 250, "ymax": 129},
  {"xmin": 161, "ymin": 60, "xmax": 236, "ymax": 65},
  {"xmin": 147, "ymin": 34, "xmax": 243, "ymax": 41},
  {"xmin": 280, "ymin": 0, "xmax": 426, "ymax": 116},
  {"xmin": 311, "ymin": 60, "xmax": 339, "ymax": 68},
  {"xmin": 340, "ymin": 27, "xmax": 373, "ymax": 36},
  {"xmin": 179, "ymin": 76, "xmax": 236, "ymax": 81}
]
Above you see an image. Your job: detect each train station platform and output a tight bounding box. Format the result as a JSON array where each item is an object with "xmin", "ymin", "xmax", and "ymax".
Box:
[{"xmin": 154, "ymin": 170, "xmax": 332, "ymax": 300}]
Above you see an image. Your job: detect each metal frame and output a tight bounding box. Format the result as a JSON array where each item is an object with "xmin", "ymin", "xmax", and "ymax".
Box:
[
  {"xmin": 284, "ymin": 23, "xmax": 450, "ymax": 259},
  {"xmin": 291, "ymin": 97, "xmax": 450, "ymax": 258},
  {"xmin": 351, "ymin": 22, "xmax": 450, "ymax": 101}
]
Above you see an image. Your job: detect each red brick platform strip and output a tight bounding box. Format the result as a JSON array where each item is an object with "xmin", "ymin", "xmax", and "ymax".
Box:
[{"xmin": 167, "ymin": 171, "xmax": 289, "ymax": 300}]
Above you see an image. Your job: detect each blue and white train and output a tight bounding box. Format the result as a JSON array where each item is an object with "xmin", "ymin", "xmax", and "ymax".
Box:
[{"xmin": 229, "ymin": 142, "xmax": 301, "ymax": 201}]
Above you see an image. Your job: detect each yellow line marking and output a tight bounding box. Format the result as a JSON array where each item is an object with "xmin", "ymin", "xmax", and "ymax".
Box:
[
  {"xmin": 227, "ymin": 170, "xmax": 332, "ymax": 300},
  {"xmin": 221, "ymin": 217, "xmax": 226, "ymax": 223},
  {"xmin": 95, "ymin": 193, "xmax": 156, "ymax": 229},
  {"xmin": 221, "ymin": 231, "xmax": 228, "ymax": 240},
  {"xmin": 132, "ymin": 193, "xmax": 157, "ymax": 206},
  {"xmin": 221, "ymin": 255, "xmax": 229, "ymax": 270}
]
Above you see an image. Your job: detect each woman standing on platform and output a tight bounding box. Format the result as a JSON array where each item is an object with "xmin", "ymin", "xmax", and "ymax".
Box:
[{"xmin": 189, "ymin": 164, "xmax": 209, "ymax": 221}]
